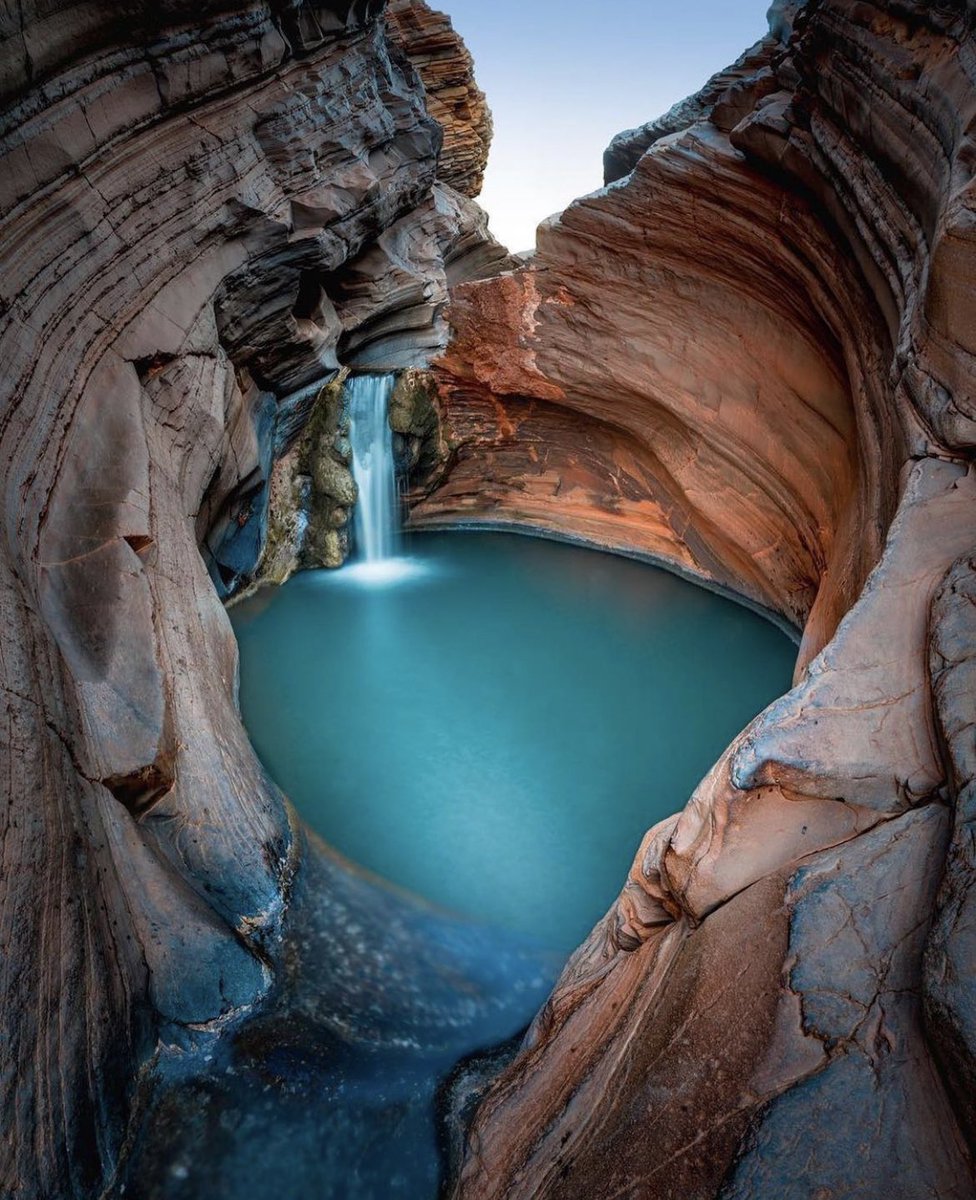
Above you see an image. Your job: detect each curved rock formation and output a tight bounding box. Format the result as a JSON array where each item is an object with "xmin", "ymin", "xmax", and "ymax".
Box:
[
  {"xmin": 2, "ymin": 0, "xmax": 975, "ymax": 1197},
  {"xmin": 405, "ymin": 2, "xmax": 976, "ymax": 1195},
  {"xmin": 0, "ymin": 2, "xmax": 504, "ymax": 1195}
]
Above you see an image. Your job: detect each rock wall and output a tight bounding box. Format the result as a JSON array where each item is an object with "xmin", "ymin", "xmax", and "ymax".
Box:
[
  {"xmin": 0, "ymin": 2, "xmax": 499, "ymax": 1195},
  {"xmin": 202, "ymin": 0, "xmax": 513, "ymax": 593},
  {"xmin": 411, "ymin": 26, "xmax": 892, "ymax": 670},
  {"xmin": 386, "ymin": 0, "xmax": 492, "ymax": 198},
  {"xmin": 409, "ymin": 3, "xmax": 976, "ymax": 1196},
  {"xmin": 2, "ymin": 0, "xmax": 975, "ymax": 1197}
]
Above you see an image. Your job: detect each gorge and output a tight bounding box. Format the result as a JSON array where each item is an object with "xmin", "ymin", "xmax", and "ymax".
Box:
[{"xmin": 1, "ymin": 1, "xmax": 975, "ymax": 1198}]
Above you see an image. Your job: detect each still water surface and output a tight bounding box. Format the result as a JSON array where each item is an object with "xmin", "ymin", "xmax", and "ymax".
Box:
[{"xmin": 232, "ymin": 531, "xmax": 797, "ymax": 953}]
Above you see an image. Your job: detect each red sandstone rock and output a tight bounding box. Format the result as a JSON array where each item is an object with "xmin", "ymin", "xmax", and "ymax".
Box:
[{"xmin": 407, "ymin": 3, "xmax": 976, "ymax": 1196}]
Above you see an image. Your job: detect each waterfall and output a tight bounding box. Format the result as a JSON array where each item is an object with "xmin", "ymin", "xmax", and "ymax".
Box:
[{"xmin": 346, "ymin": 373, "xmax": 401, "ymax": 566}]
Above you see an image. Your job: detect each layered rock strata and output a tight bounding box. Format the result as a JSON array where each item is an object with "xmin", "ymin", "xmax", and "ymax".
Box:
[
  {"xmin": 386, "ymin": 0, "xmax": 492, "ymax": 198},
  {"xmin": 402, "ymin": 3, "xmax": 976, "ymax": 1195},
  {"xmin": 201, "ymin": 0, "xmax": 512, "ymax": 591},
  {"xmin": 0, "ymin": 2, "xmax": 500, "ymax": 1195},
  {"xmin": 2, "ymin": 0, "xmax": 976, "ymax": 1198}
]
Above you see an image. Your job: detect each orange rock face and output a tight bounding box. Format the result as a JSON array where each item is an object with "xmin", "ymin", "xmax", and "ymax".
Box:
[
  {"xmin": 416, "ymin": 120, "xmax": 886, "ymax": 672},
  {"xmin": 408, "ymin": 4, "xmax": 976, "ymax": 1196}
]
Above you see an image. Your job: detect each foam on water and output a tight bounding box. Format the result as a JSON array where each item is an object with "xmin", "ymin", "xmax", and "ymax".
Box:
[{"xmin": 326, "ymin": 558, "xmax": 431, "ymax": 587}]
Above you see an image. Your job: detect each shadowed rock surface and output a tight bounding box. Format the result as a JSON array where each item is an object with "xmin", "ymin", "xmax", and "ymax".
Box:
[
  {"xmin": 1, "ymin": 1, "xmax": 975, "ymax": 1198},
  {"xmin": 0, "ymin": 1, "xmax": 505, "ymax": 1195}
]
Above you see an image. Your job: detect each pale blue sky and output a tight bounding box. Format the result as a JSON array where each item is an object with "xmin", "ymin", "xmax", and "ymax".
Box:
[{"xmin": 443, "ymin": 0, "xmax": 774, "ymax": 249}]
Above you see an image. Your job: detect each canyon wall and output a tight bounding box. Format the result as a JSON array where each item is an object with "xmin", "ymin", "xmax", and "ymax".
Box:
[
  {"xmin": 2, "ymin": 0, "xmax": 975, "ymax": 1198},
  {"xmin": 406, "ymin": 2, "xmax": 976, "ymax": 1196},
  {"xmin": 0, "ymin": 2, "xmax": 496, "ymax": 1195}
]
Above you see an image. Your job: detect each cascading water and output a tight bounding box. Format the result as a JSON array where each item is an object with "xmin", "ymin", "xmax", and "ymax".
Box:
[
  {"xmin": 344, "ymin": 373, "xmax": 419, "ymax": 584},
  {"xmin": 347, "ymin": 373, "xmax": 399, "ymax": 562}
]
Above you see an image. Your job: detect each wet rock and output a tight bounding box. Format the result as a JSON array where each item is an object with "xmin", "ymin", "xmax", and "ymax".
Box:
[
  {"xmin": 312, "ymin": 452, "xmax": 358, "ymax": 509},
  {"xmin": 390, "ymin": 368, "xmax": 450, "ymax": 482}
]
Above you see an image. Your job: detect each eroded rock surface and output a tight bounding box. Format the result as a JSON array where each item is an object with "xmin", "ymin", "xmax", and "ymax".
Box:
[
  {"xmin": 2, "ymin": 0, "xmax": 975, "ymax": 1198},
  {"xmin": 407, "ymin": 2, "xmax": 976, "ymax": 1196},
  {"xmin": 386, "ymin": 0, "xmax": 492, "ymax": 198},
  {"xmin": 0, "ymin": 1, "xmax": 503, "ymax": 1195}
]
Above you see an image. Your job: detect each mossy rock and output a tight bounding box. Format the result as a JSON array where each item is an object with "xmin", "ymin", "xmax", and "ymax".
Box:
[
  {"xmin": 312, "ymin": 454, "xmax": 357, "ymax": 507},
  {"xmin": 390, "ymin": 369, "xmax": 449, "ymax": 485},
  {"xmin": 300, "ymin": 373, "xmax": 347, "ymax": 461},
  {"xmin": 305, "ymin": 525, "xmax": 345, "ymax": 569},
  {"xmin": 390, "ymin": 369, "xmax": 439, "ymax": 439},
  {"xmin": 252, "ymin": 372, "xmax": 354, "ymax": 586},
  {"xmin": 256, "ymin": 461, "xmax": 306, "ymax": 586}
]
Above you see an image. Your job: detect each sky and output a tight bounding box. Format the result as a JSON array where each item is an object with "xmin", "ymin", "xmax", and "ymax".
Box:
[{"xmin": 442, "ymin": 0, "xmax": 774, "ymax": 250}]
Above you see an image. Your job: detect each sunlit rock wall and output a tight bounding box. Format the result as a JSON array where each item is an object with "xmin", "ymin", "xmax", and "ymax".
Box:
[
  {"xmin": 409, "ymin": 3, "xmax": 976, "ymax": 1196},
  {"xmin": 386, "ymin": 0, "xmax": 492, "ymax": 198}
]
